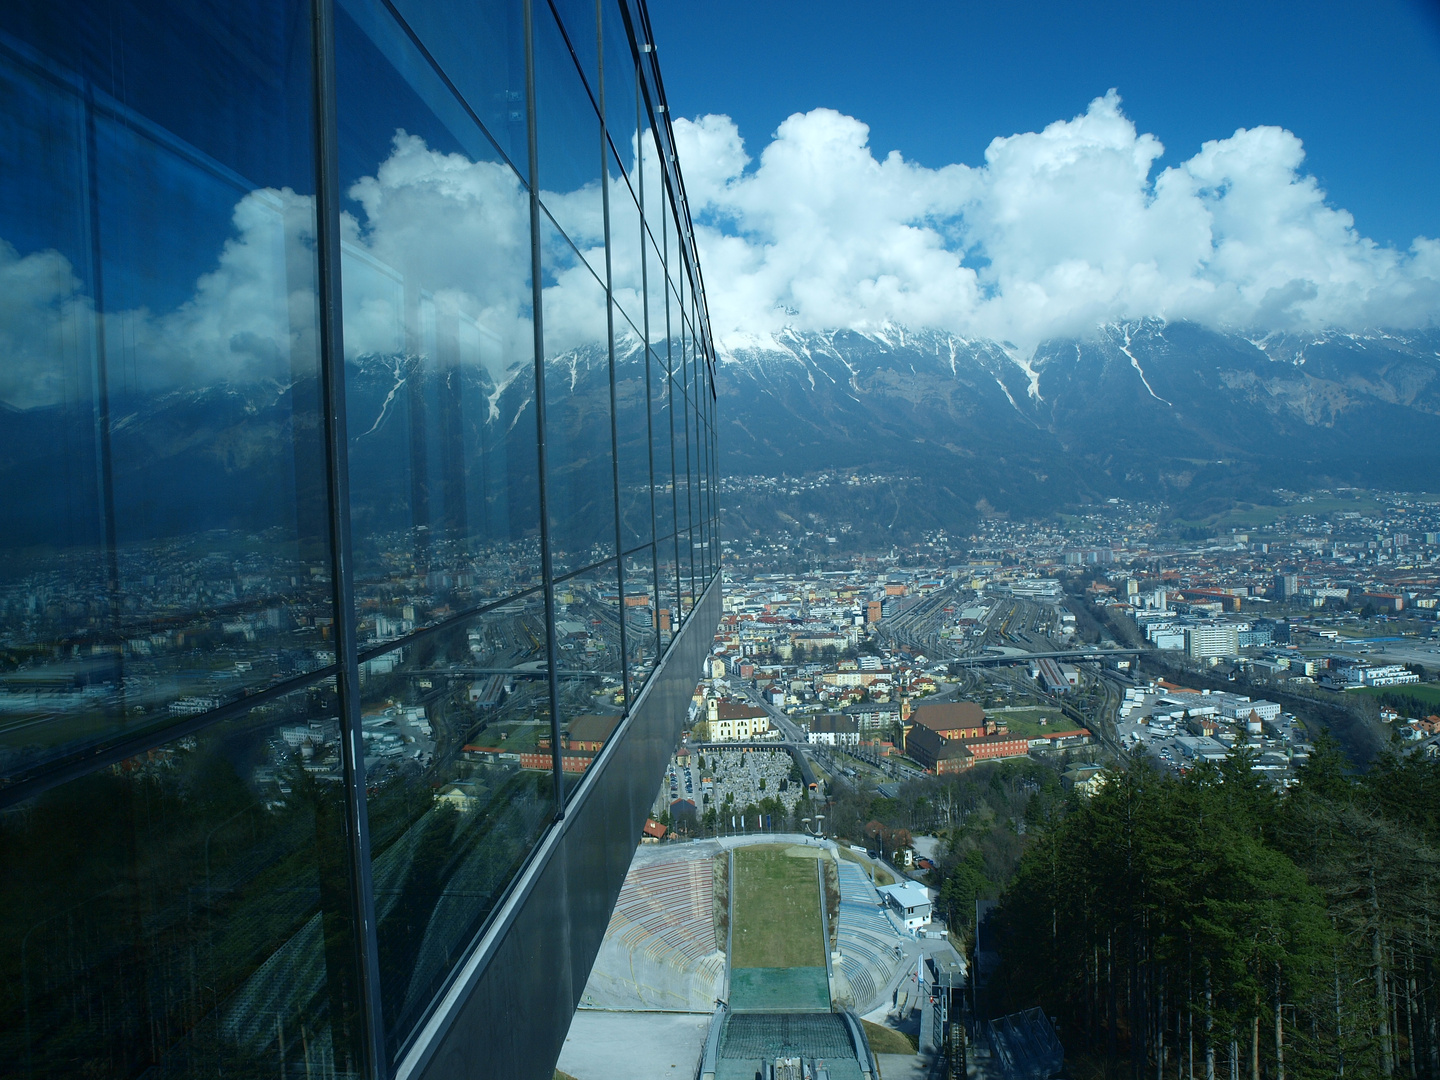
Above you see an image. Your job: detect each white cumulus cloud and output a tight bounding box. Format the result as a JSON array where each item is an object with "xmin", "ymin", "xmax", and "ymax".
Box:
[{"xmin": 672, "ymin": 91, "xmax": 1440, "ymax": 348}]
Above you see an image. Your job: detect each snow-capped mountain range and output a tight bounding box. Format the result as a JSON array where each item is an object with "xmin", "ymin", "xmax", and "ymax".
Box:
[
  {"xmin": 709, "ymin": 320, "xmax": 1440, "ymax": 523},
  {"xmin": 4, "ymin": 320, "xmax": 1437, "ymax": 551}
]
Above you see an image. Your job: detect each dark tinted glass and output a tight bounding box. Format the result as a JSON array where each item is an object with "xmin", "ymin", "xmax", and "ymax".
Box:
[
  {"xmin": 656, "ymin": 541, "xmax": 679, "ymax": 651},
  {"xmin": 360, "ymin": 596, "xmax": 555, "ymax": 1066},
  {"xmin": 0, "ymin": 682, "xmax": 367, "ymax": 1078},
  {"xmin": 554, "ymin": 560, "xmax": 625, "ymax": 749},
  {"xmin": 615, "ymin": 307, "xmax": 654, "ymax": 554},
  {"xmin": 696, "ymin": 409, "xmax": 711, "ymax": 581},
  {"xmin": 336, "ymin": 0, "xmax": 542, "ymax": 629},
  {"xmin": 0, "ymin": 0, "xmax": 333, "ymax": 790},
  {"xmin": 650, "ymin": 344, "xmax": 677, "ymax": 560},
  {"xmin": 672, "ymin": 365, "xmax": 693, "ymax": 620},
  {"xmin": 622, "ymin": 547, "xmax": 658, "ymax": 686},
  {"xmin": 539, "ymin": 216, "xmax": 617, "ymax": 576}
]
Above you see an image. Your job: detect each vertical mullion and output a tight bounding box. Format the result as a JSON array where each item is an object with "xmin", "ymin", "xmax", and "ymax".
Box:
[
  {"xmin": 663, "ymin": 196, "xmax": 681, "ymax": 628},
  {"xmin": 597, "ymin": 0, "xmax": 630, "ymax": 711},
  {"xmin": 523, "ymin": 0, "xmax": 567, "ymax": 812},
  {"xmin": 711, "ymin": 390, "xmax": 719, "ymax": 581},
  {"xmin": 639, "ymin": 92, "xmax": 661, "ymax": 658},
  {"xmin": 309, "ymin": 0, "xmax": 386, "ymax": 1074},
  {"xmin": 681, "ymin": 296, "xmax": 695, "ymax": 608}
]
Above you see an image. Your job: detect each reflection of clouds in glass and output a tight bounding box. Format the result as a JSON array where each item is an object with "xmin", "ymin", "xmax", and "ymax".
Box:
[
  {"xmin": 0, "ymin": 239, "xmax": 93, "ymax": 409},
  {"xmin": 542, "ymin": 182, "xmax": 605, "ymax": 253},
  {"xmin": 341, "ymin": 132, "xmax": 533, "ymax": 378},
  {"xmin": 1, "ymin": 187, "xmax": 314, "ymax": 408},
  {"xmin": 539, "ymin": 224, "xmax": 608, "ymax": 358},
  {"xmin": 158, "ymin": 187, "xmax": 320, "ymax": 382},
  {"xmin": 0, "ymin": 129, "xmax": 666, "ymax": 411}
]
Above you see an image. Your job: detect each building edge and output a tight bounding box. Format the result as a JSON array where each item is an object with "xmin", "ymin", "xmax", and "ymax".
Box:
[{"xmin": 396, "ymin": 575, "xmax": 723, "ymax": 1080}]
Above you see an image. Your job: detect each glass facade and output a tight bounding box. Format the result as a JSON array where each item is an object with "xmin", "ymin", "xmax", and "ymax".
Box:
[{"xmin": 0, "ymin": 0, "xmax": 719, "ymax": 1076}]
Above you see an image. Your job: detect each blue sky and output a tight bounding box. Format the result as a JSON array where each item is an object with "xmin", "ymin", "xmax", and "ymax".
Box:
[
  {"xmin": 646, "ymin": 0, "xmax": 1440, "ymax": 342},
  {"xmin": 650, "ymin": 0, "xmax": 1440, "ymax": 251}
]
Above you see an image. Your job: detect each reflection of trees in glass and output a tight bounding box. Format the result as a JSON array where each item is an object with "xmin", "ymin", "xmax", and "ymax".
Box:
[
  {"xmin": 357, "ymin": 612, "xmax": 557, "ymax": 1060},
  {"xmin": 370, "ymin": 767, "xmax": 552, "ymax": 1054},
  {"xmin": 0, "ymin": 700, "xmax": 365, "ymax": 1078}
]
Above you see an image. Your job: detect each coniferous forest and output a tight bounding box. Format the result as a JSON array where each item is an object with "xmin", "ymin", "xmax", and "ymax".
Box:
[{"xmin": 991, "ymin": 739, "xmax": 1440, "ymax": 1080}]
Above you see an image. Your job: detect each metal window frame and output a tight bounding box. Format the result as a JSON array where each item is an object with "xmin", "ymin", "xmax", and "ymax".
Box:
[{"xmin": 309, "ymin": 0, "xmax": 387, "ymax": 1073}]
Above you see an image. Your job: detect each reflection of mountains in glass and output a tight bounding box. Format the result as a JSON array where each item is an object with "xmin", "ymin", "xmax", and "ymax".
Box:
[{"xmin": 0, "ymin": 344, "xmax": 656, "ymax": 548}]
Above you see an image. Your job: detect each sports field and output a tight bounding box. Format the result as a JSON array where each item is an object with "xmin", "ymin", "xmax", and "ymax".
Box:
[
  {"xmin": 731, "ymin": 846, "xmax": 825, "ymax": 969},
  {"xmin": 728, "ymin": 845, "xmax": 830, "ymax": 1012},
  {"xmin": 993, "ymin": 707, "xmax": 1078, "ymax": 738}
]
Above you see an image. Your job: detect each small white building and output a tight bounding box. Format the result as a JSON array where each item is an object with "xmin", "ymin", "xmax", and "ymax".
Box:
[
  {"xmin": 805, "ymin": 714, "xmax": 860, "ymax": 748},
  {"xmin": 877, "ymin": 881, "xmax": 933, "ymax": 930}
]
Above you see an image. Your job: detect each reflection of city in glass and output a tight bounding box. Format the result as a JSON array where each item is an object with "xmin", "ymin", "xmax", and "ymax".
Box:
[{"xmin": 0, "ymin": 0, "xmax": 718, "ymax": 1075}]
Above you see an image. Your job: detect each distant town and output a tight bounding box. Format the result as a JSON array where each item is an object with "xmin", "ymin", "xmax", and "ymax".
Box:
[{"xmin": 658, "ymin": 486, "xmax": 1440, "ymax": 838}]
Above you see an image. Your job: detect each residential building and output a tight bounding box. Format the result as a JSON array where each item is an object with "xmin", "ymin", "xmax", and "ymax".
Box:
[
  {"xmin": 1186, "ymin": 624, "xmax": 1241, "ymax": 659},
  {"xmin": 806, "ymin": 713, "xmax": 861, "ymax": 747},
  {"xmin": 846, "ymin": 702, "xmax": 902, "ymax": 732}
]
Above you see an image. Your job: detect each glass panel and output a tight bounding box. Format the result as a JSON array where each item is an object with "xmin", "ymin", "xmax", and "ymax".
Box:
[
  {"xmin": 0, "ymin": 0, "xmax": 333, "ymax": 790},
  {"xmin": 534, "ymin": 2, "xmax": 605, "ymax": 282},
  {"xmin": 387, "ymin": 0, "xmax": 529, "ymax": 177},
  {"xmin": 661, "ymin": 368, "xmax": 685, "ymax": 631},
  {"xmin": 600, "ymin": 0, "xmax": 639, "ymax": 177},
  {"xmin": 335, "ymin": 0, "xmax": 542, "ymax": 636},
  {"xmin": 615, "ymin": 309, "xmax": 653, "ymax": 555},
  {"xmin": 651, "ymin": 348, "xmax": 677, "ymax": 553},
  {"xmin": 708, "ymin": 422, "xmax": 720, "ymax": 582},
  {"xmin": 540, "ymin": 216, "xmax": 617, "ymax": 577},
  {"xmin": 689, "ymin": 334, "xmax": 702, "ymax": 594},
  {"xmin": 639, "ymin": 122, "xmax": 667, "ymax": 263},
  {"xmin": 656, "ymin": 539, "xmax": 679, "ymax": 652},
  {"xmin": 0, "ymin": 681, "xmax": 368, "ymax": 1078},
  {"xmin": 554, "ymin": 560, "xmax": 625, "ymax": 752},
  {"xmin": 673, "ymin": 369, "xmax": 694, "ymax": 620},
  {"xmin": 608, "ymin": 159, "xmax": 644, "ymax": 333},
  {"xmin": 361, "ymin": 596, "xmax": 554, "ymax": 1066},
  {"xmin": 697, "ymin": 415, "xmax": 711, "ymax": 583},
  {"xmin": 644, "ymin": 235, "xmax": 668, "ymax": 351},
  {"xmin": 622, "ymin": 547, "xmax": 658, "ymax": 686},
  {"xmin": 549, "ymin": 0, "xmax": 599, "ymax": 96}
]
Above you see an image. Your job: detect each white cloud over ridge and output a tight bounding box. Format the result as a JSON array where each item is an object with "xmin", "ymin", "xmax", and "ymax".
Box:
[{"xmin": 673, "ymin": 91, "xmax": 1440, "ymax": 348}]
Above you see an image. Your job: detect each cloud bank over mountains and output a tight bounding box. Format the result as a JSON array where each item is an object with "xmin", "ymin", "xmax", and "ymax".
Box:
[{"xmin": 674, "ymin": 91, "xmax": 1440, "ymax": 349}]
